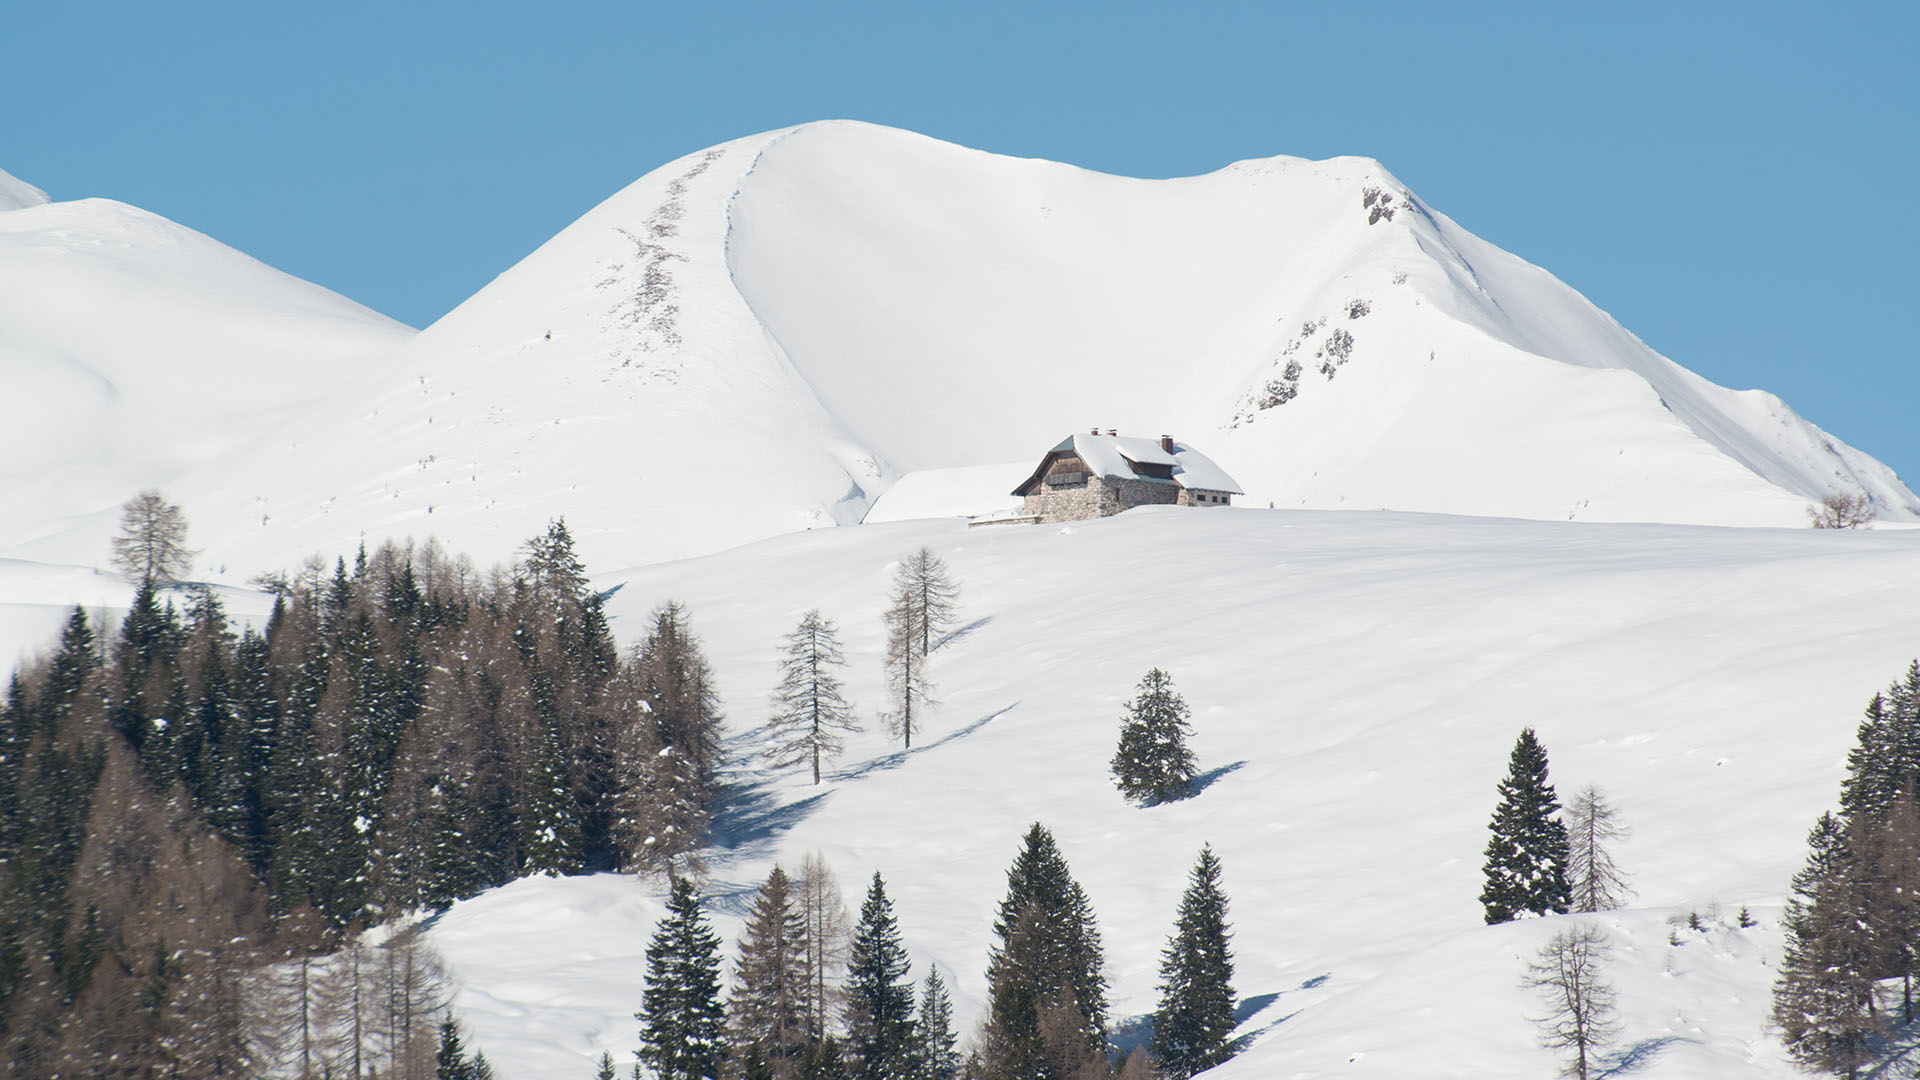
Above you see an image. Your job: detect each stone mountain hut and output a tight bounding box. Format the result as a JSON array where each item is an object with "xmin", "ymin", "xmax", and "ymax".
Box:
[{"xmin": 1010, "ymin": 430, "xmax": 1243, "ymax": 523}]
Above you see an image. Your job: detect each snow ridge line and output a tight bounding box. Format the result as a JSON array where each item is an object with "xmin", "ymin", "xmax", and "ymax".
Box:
[{"xmin": 717, "ymin": 123, "xmax": 899, "ymax": 522}]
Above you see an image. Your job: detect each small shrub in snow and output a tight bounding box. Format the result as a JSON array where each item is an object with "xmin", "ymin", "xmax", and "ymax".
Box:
[
  {"xmin": 1737, "ymin": 906, "xmax": 1756, "ymax": 929},
  {"xmin": 1347, "ymin": 298, "xmax": 1371, "ymax": 320},
  {"xmin": 1300, "ymin": 320, "xmax": 1318, "ymax": 339},
  {"xmin": 1392, "ymin": 270, "xmax": 1409, "ymax": 285},
  {"xmin": 1808, "ymin": 491, "xmax": 1874, "ymax": 529}
]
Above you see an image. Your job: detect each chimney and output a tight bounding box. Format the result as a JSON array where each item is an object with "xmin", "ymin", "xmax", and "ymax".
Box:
[{"xmin": 1160, "ymin": 434, "xmax": 1175, "ymax": 453}]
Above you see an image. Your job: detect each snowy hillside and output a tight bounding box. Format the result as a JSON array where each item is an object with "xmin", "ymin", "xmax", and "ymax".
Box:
[
  {"xmin": 0, "ymin": 169, "xmax": 414, "ymax": 561},
  {"xmin": 116, "ymin": 119, "xmax": 1916, "ymax": 584},
  {"xmin": 412, "ymin": 508, "xmax": 1920, "ymax": 1079}
]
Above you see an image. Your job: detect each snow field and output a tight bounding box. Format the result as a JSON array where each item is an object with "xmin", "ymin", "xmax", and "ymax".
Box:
[{"xmin": 404, "ymin": 507, "xmax": 1920, "ymax": 1078}]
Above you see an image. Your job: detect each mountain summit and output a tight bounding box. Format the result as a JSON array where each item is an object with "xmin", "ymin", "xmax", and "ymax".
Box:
[{"xmin": 152, "ymin": 121, "xmax": 1912, "ymax": 576}]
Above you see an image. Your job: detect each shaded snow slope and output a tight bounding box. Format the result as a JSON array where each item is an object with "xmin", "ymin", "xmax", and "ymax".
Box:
[
  {"xmin": 0, "ymin": 167, "xmax": 50, "ymax": 211},
  {"xmin": 0, "ymin": 187, "xmax": 413, "ymax": 560},
  {"xmin": 416, "ymin": 508, "xmax": 1920, "ymax": 1079},
  {"xmin": 146, "ymin": 121, "xmax": 1910, "ymax": 585}
]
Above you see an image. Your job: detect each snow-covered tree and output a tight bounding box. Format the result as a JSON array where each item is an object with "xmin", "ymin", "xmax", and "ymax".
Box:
[
  {"xmin": 1152, "ymin": 845, "xmax": 1237, "ymax": 1079},
  {"xmin": 1479, "ymin": 728, "xmax": 1571, "ymax": 924},
  {"xmin": 767, "ymin": 610, "xmax": 859, "ymax": 784},
  {"xmin": 1110, "ymin": 668, "xmax": 1199, "ymax": 806},
  {"xmin": 639, "ymin": 875, "xmax": 728, "ymax": 1080}
]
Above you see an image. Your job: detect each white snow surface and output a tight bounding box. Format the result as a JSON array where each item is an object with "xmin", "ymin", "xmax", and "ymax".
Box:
[
  {"xmin": 400, "ymin": 508, "xmax": 1918, "ymax": 1079},
  {"xmin": 0, "ymin": 183, "xmax": 414, "ymax": 560},
  {"xmin": 861, "ymin": 463, "xmax": 1027, "ymax": 523},
  {"xmin": 44, "ymin": 119, "xmax": 1897, "ymax": 589}
]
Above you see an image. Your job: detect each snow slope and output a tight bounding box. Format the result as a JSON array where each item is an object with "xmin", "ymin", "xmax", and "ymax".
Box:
[
  {"xmin": 118, "ymin": 120, "xmax": 1908, "ymax": 586},
  {"xmin": 0, "ymin": 170, "xmax": 414, "ymax": 561},
  {"xmin": 412, "ymin": 508, "xmax": 1920, "ymax": 1079}
]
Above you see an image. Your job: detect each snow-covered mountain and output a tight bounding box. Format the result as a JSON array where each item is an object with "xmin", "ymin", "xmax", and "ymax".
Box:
[
  {"xmin": 0, "ymin": 168, "xmax": 413, "ymax": 559},
  {"xmin": 128, "ymin": 120, "xmax": 1914, "ymax": 582}
]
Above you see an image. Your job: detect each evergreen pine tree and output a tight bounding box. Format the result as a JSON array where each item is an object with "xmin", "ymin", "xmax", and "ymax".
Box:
[
  {"xmin": 521, "ymin": 716, "xmax": 585, "ymax": 875},
  {"xmin": 1109, "ymin": 668, "xmax": 1199, "ymax": 806},
  {"xmin": 767, "ymin": 611, "xmax": 860, "ymax": 784},
  {"xmin": 1774, "ymin": 814, "xmax": 1880, "ymax": 1078},
  {"xmin": 437, "ymin": 1015, "xmax": 475, "ymax": 1079},
  {"xmin": 1151, "ymin": 845, "xmax": 1237, "ymax": 1080},
  {"xmin": 978, "ymin": 823, "xmax": 1109, "ymax": 1080},
  {"xmin": 639, "ymin": 875, "xmax": 728, "ymax": 1080},
  {"xmin": 635, "ymin": 602, "xmax": 725, "ymax": 803},
  {"xmin": 1478, "ymin": 728, "xmax": 1571, "ymax": 924},
  {"xmin": 844, "ymin": 872, "xmax": 915, "ymax": 1080},
  {"xmin": 912, "ymin": 967, "xmax": 961, "ymax": 1080},
  {"xmin": 732, "ymin": 866, "xmax": 812, "ymax": 1080}
]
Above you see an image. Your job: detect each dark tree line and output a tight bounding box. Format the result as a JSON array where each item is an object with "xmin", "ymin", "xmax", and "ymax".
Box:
[
  {"xmin": 1774, "ymin": 661, "xmax": 1920, "ymax": 1078},
  {"xmin": 0, "ymin": 521, "xmax": 721, "ymax": 1076},
  {"xmin": 633, "ymin": 828, "xmax": 1235, "ymax": 1080}
]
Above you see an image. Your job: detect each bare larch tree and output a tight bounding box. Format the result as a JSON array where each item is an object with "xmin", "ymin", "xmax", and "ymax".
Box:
[
  {"xmin": 882, "ymin": 547, "xmax": 958, "ymax": 749},
  {"xmin": 111, "ymin": 489, "xmax": 195, "ymax": 583},
  {"xmin": 767, "ymin": 610, "xmax": 860, "ymax": 783},
  {"xmin": 1524, "ymin": 923, "xmax": 1621, "ymax": 1080},
  {"xmin": 1566, "ymin": 785, "xmax": 1632, "ymax": 912}
]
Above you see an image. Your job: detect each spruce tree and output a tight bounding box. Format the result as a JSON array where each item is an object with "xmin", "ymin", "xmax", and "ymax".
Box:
[
  {"xmin": 767, "ymin": 611, "xmax": 860, "ymax": 784},
  {"xmin": 635, "ymin": 602, "xmax": 725, "ymax": 802},
  {"xmin": 845, "ymin": 872, "xmax": 916, "ymax": 1080},
  {"xmin": 1478, "ymin": 728, "xmax": 1571, "ymax": 924},
  {"xmin": 978, "ymin": 824, "xmax": 1109, "ymax": 1080},
  {"xmin": 732, "ymin": 866, "xmax": 811, "ymax": 1080},
  {"xmin": 912, "ymin": 966, "xmax": 960, "ymax": 1080},
  {"xmin": 1151, "ymin": 845, "xmax": 1237, "ymax": 1079},
  {"xmin": 521, "ymin": 716, "xmax": 585, "ymax": 875},
  {"xmin": 1110, "ymin": 668, "xmax": 1198, "ymax": 806},
  {"xmin": 1774, "ymin": 814, "xmax": 1880, "ymax": 1078},
  {"xmin": 639, "ymin": 875, "xmax": 729, "ymax": 1080}
]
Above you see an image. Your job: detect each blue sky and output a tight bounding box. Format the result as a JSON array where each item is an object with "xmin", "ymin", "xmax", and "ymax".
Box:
[{"xmin": 7, "ymin": 2, "xmax": 1917, "ymax": 485}]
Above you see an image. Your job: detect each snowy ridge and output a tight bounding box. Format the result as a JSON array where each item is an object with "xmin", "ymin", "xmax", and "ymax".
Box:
[
  {"xmin": 0, "ymin": 187, "xmax": 414, "ymax": 559},
  {"xmin": 115, "ymin": 120, "xmax": 1913, "ymax": 587}
]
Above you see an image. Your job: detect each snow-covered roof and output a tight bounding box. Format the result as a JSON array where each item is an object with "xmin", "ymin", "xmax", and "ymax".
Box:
[{"xmin": 1015, "ymin": 432, "xmax": 1243, "ymax": 495}]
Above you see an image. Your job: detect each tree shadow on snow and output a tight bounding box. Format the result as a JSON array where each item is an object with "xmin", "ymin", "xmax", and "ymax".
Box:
[
  {"xmin": 934, "ymin": 615, "xmax": 994, "ymax": 651},
  {"xmin": 1187, "ymin": 760, "xmax": 1249, "ymax": 798},
  {"xmin": 1235, "ymin": 992, "xmax": 1282, "ymax": 1024},
  {"xmin": 1598, "ymin": 1036, "xmax": 1694, "ymax": 1077},
  {"xmin": 706, "ymin": 783, "xmax": 835, "ymax": 862},
  {"xmin": 823, "ymin": 702, "xmax": 1019, "ymax": 784}
]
